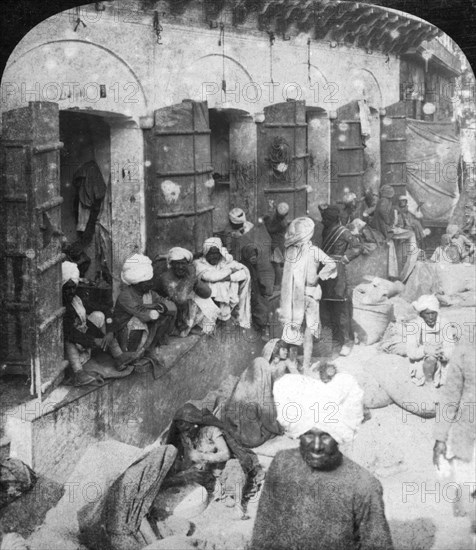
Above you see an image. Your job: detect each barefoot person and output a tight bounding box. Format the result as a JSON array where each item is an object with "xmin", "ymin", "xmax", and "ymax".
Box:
[{"xmin": 279, "ymin": 217, "xmax": 337, "ymax": 371}]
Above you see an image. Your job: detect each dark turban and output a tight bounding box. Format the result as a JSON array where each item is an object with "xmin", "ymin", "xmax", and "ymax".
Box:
[{"xmin": 319, "ymin": 205, "xmax": 341, "ymax": 225}]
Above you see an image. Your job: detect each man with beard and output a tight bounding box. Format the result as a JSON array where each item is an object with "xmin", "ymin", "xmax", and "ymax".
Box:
[
  {"xmin": 156, "ymin": 247, "xmax": 219, "ymax": 336},
  {"xmin": 251, "ymin": 428, "xmax": 394, "ymax": 550}
]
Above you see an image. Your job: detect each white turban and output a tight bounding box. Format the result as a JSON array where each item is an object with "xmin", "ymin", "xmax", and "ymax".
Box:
[
  {"xmin": 446, "ymin": 224, "xmax": 459, "ymax": 238},
  {"xmin": 342, "ymin": 191, "xmax": 357, "ymax": 204},
  {"xmin": 412, "ymin": 294, "xmax": 440, "ymax": 314},
  {"xmin": 284, "ymin": 217, "xmax": 315, "ymax": 248},
  {"xmin": 202, "ymin": 237, "xmax": 233, "ymax": 262},
  {"xmin": 277, "ymin": 202, "xmax": 289, "ymax": 216},
  {"xmin": 62, "ymin": 261, "xmax": 80, "ymax": 286},
  {"xmin": 121, "ymin": 254, "xmax": 153, "ymax": 286},
  {"xmin": 229, "ymin": 208, "xmax": 246, "ymax": 225},
  {"xmin": 167, "ymin": 247, "xmax": 193, "ymax": 267},
  {"xmin": 348, "ymin": 218, "xmax": 367, "ymax": 235}
]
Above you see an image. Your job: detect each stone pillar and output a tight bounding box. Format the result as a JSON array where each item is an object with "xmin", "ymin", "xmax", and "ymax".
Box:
[{"xmin": 110, "ymin": 120, "xmax": 145, "ymax": 300}]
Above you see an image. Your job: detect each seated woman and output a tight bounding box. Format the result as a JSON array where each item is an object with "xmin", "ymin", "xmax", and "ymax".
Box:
[
  {"xmin": 165, "ymin": 403, "xmax": 263, "ymax": 516},
  {"xmin": 194, "ymin": 237, "xmax": 251, "ymax": 329},
  {"xmin": 105, "ymin": 254, "xmax": 176, "ymax": 363},
  {"xmin": 221, "ymin": 339, "xmax": 299, "ymax": 448},
  {"xmin": 156, "ymin": 247, "xmax": 219, "ymax": 337},
  {"xmin": 261, "ymin": 338, "xmax": 300, "ymax": 381},
  {"xmin": 62, "ymin": 261, "xmax": 114, "ymax": 386},
  {"xmin": 407, "ymin": 295, "xmax": 458, "ymax": 387}
]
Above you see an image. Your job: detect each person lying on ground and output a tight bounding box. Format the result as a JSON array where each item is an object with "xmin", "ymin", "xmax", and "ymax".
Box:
[
  {"xmin": 155, "ymin": 247, "xmax": 218, "ymax": 337},
  {"xmin": 194, "ymin": 237, "xmax": 251, "ymax": 329},
  {"xmin": 105, "ymin": 254, "xmax": 176, "ymax": 365},
  {"xmin": 407, "ymin": 294, "xmax": 458, "ymax": 387},
  {"xmin": 250, "ymin": 427, "xmax": 394, "ymax": 550}
]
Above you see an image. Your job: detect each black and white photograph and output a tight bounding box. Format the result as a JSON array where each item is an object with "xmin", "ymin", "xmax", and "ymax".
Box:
[{"xmin": 0, "ymin": 0, "xmax": 475, "ymax": 548}]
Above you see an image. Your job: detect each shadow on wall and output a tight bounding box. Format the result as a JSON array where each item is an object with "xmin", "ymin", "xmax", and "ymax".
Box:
[{"xmin": 389, "ymin": 518, "xmax": 436, "ymax": 550}]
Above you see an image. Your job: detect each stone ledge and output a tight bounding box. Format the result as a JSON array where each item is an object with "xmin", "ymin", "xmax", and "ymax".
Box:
[{"xmin": 6, "ymin": 329, "xmax": 261, "ymax": 483}]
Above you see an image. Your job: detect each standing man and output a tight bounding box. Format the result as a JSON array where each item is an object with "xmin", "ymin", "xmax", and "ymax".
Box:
[
  {"xmin": 433, "ymin": 343, "xmax": 476, "ymax": 536},
  {"xmin": 263, "ymin": 202, "xmax": 291, "ymax": 290},
  {"xmin": 319, "ymin": 205, "xmax": 364, "ymax": 357},
  {"xmin": 279, "ymin": 217, "xmax": 337, "ymax": 372},
  {"xmin": 251, "ymin": 427, "xmax": 394, "ymax": 550}
]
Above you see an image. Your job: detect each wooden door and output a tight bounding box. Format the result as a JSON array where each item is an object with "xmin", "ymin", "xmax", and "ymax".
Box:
[
  {"xmin": 257, "ymin": 100, "xmax": 308, "ymax": 219},
  {"xmin": 145, "ymin": 100, "xmax": 214, "ymax": 258},
  {"xmin": 330, "ymin": 101, "xmax": 365, "ymax": 203},
  {"xmin": 380, "ymin": 101, "xmax": 407, "ymax": 197},
  {"xmin": 0, "ymin": 102, "xmax": 65, "ymax": 395}
]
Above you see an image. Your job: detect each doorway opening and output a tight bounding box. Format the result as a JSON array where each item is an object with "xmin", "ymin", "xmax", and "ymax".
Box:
[{"xmin": 59, "ymin": 111, "xmax": 114, "ymax": 314}]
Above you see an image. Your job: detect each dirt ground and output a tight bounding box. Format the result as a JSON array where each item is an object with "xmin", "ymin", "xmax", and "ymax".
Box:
[{"xmin": 1, "ymin": 305, "xmax": 475, "ymax": 550}]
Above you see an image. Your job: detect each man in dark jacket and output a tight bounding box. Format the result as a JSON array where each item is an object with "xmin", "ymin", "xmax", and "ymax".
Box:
[
  {"xmin": 319, "ymin": 205, "xmax": 364, "ymax": 356},
  {"xmin": 251, "ymin": 427, "xmax": 394, "ymax": 550}
]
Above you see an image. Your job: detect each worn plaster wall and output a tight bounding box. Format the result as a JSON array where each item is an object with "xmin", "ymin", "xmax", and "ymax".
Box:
[
  {"xmin": 0, "ymin": 0, "xmax": 400, "ymax": 274},
  {"xmin": 8, "ymin": 330, "xmax": 262, "ymax": 483}
]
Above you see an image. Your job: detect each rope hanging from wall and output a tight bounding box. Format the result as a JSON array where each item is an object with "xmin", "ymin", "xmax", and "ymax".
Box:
[
  {"xmin": 307, "ymin": 38, "xmax": 312, "ymax": 85},
  {"xmin": 219, "ymin": 22, "xmax": 226, "ymax": 93},
  {"xmin": 153, "ymin": 11, "xmax": 163, "ymax": 44},
  {"xmin": 267, "ymin": 31, "xmax": 275, "ymax": 84}
]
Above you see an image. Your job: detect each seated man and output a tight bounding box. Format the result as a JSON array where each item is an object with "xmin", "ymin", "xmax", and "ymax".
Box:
[
  {"xmin": 339, "ymin": 188, "xmax": 360, "ymax": 226},
  {"xmin": 156, "ymin": 247, "xmax": 219, "ymax": 337},
  {"xmin": 446, "ymin": 224, "xmax": 475, "ymax": 263},
  {"xmin": 462, "ymin": 201, "xmax": 476, "ymax": 242},
  {"xmin": 62, "ymin": 261, "xmax": 121, "ymax": 386},
  {"xmin": 407, "ymin": 295, "xmax": 458, "ymax": 387},
  {"xmin": 251, "ymin": 427, "xmax": 393, "ymax": 550},
  {"xmin": 106, "ymin": 254, "xmax": 175, "ymax": 360},
  {"xmin": 430, "ymin": 234, "xmax": 461, "ymax": 264},
  {"xmin": 194, "ymin": 237, "xmax": 251, "ymax": 329},
  {"xmin": 395, "ymin": 194, "xmax": 429, "ymax": 247},
  {"xmin": 220, "ymin": 208, "xmax": 275, "ymax": 295}
]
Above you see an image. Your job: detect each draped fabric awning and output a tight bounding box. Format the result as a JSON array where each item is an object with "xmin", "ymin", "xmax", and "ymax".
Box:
[{"xmin": 405, "ymin": 119, "xmax": 461, "ymax": 223}]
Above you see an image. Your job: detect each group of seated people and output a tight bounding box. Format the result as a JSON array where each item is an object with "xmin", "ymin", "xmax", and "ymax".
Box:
[{"xmin": 61, "ymin": 187, "xmax": 473, "ymax": 386}]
